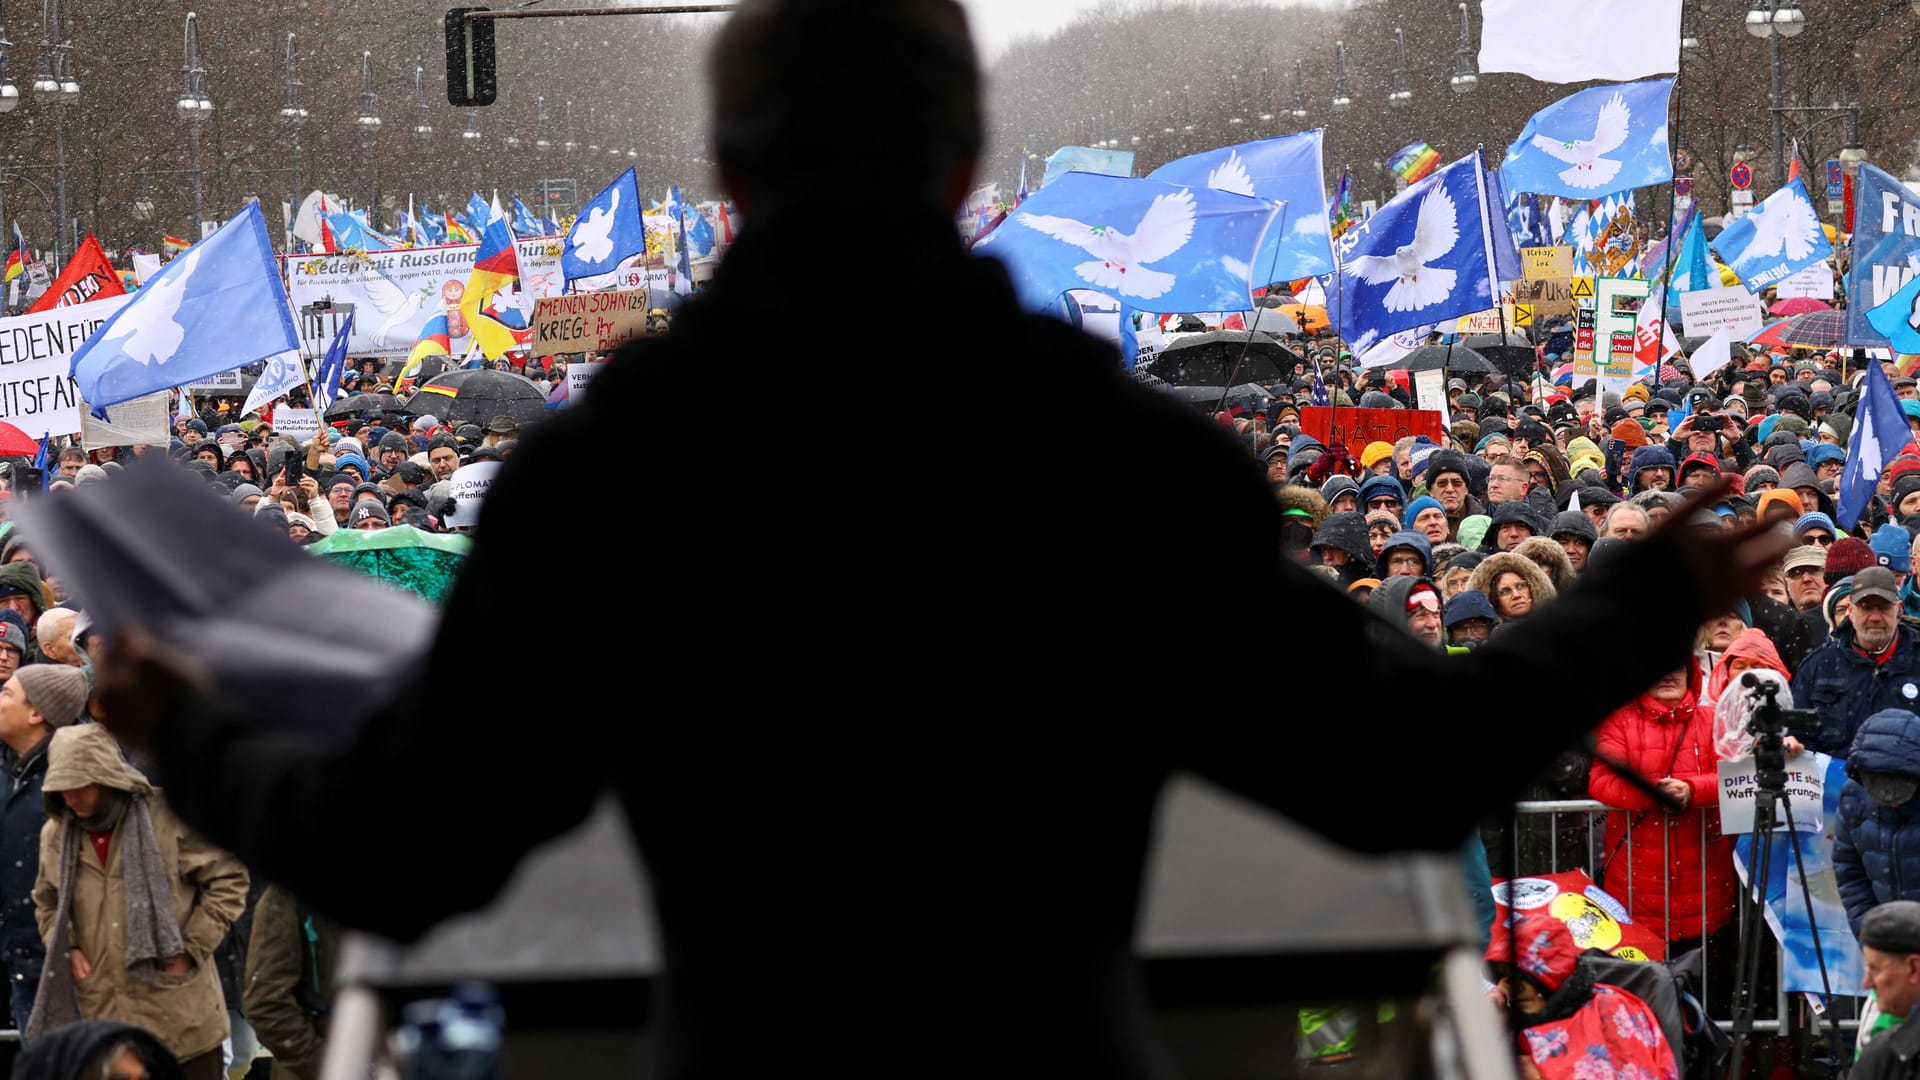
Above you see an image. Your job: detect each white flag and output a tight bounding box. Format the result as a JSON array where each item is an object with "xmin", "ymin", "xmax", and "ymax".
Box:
[
  {"xmin": 1688, "ymin": 328, "xmax": 1734, "ymax": 380},
  {"xmin": 241, "ymin": 350, "xmax": 307, "ymax": 415},
  {"xmin": 131, "ymin": 251, "xmax": 162, "ymax": 286},
  {"xmin": 1478, "ymin": 0, "xmax": 1681, "ymax": 84}
]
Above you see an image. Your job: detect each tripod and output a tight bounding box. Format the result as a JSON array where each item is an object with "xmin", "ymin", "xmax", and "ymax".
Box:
[{"xmin": 1727, "ymin": 675, "xmax": 1844, "ymax": 1078}]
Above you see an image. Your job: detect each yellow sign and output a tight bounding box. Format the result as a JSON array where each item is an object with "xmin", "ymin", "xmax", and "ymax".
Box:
[
  {"xmin": 1513, "ymin": 303, "xmax": 1535, "ymax": 327},
  {"xmin": 1569, "ymin": 277, "xmax": 1596, "ymax": 300},
  {"xmin": 1522, "ymin": 245, "xmax": 1573, "ymax": 280}
]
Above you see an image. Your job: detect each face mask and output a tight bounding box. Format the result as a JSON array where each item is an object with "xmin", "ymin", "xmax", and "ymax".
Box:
[{"xmin": 1861, "ymin": 770, "xmax": 1920, "ymax": 809}]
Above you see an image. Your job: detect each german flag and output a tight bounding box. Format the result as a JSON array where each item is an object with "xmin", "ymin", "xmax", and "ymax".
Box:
[{"xmin": 2, "ymin": 250, "xmax": 20, "ymax": 284}]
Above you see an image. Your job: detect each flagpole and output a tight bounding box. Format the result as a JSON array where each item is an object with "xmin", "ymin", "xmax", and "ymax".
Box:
[
  {"xmin": 1471, "ymin": 147, "xmax": 1511, "ymax": 389},
  {"xmin": 1657, "ymin": 69, "xmax": 1684, "ymax": 343},
  {"xmin": 1213, "ymin": 199, "xmax": 1291, "ymax": 418}
]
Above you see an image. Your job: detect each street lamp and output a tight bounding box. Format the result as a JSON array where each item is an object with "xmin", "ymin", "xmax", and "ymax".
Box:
[
  {"xmin": 279, "ymin": 33, "xmax": 307, "ymax": 208},
  {"xmin": 355, "ymin": 51, "xmax": 380, "ymax": 228},
  {"xmin": 501, "ymin": 94, "xmax": 519, "ymax": 151},
  {"xmin": 411, "ymin": 62, "xmax": 432, "ymax": 147},
  {"xmin": 1332, "ymin": 41, "xmax": 1352, "ymax": 111},
  {"xmin": 1681, "ymin": 17, "xmax": 1701, "ymax": 49},
  {"xmin": 586, "ymin": 106, "xmax": 600, "ymax": 154},
  {"xmin": 534, "ymin": 95, "xmax": 550, "ymax": 152},
  {"xmin": 1290, "ymin": 59, "xmax": 1307, "ymax": 121},
  {"xmin": 1733, "ymin": 141, "xmax": 1753, "ymax": 165},
  {"xmin": 1746, "ymin": 0, "xmax": 1805, "ymax": 186},
  {"xmin": 1389, "ymin": 28, "xmax": 1412, "ymax": 109},
  {"xmin": 563, "ymin": 100, "xmax": 578, "ymax": 153},
  {"xmin": 1451, "ymin": 4, "xmax": 1478, "ymax": 93},
  {"xmin": 38, "ymin": 0, "xmax": 74, "ymax": 264},
  {"xmin": 178, "ymin": 12, "xmax": 213, "ymax": 234}
]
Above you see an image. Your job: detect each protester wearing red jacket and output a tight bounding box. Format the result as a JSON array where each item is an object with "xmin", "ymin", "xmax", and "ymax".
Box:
[{"xmin": 1589, "ymin": 667, "xmax": 1735, "ymax": 944}]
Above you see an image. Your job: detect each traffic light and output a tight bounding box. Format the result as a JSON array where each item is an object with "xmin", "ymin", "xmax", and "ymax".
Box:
[{"xmin": 444, "ymin": 7, "xmax": 497, "ymax": 107}]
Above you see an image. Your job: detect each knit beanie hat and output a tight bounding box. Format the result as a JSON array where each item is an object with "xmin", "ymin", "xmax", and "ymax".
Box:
[
  {"xmin": 1743, "ymin": 464, "xmax": 1781, "ymax": 490},
  {"xmin": 1359, "ymin": 441, "xmax": 1395, "ymax": 470},
  {"xmin": 1826, "ymin": 537, "xmax": 1877, "ymax": 580},
  {"xmin": 1365, "ymin": 508, "xmax": 1402, "ymax": 532},
  {"xmin": 16, "ymin": 664, "xmax": 88, "ymax": 729},
  {"xmin": 1624, "ymin": 383, "xmax": 1650, "ymax": 404},
  {"xmin": 1610, "ymin": 418, "xmax": 1650, "ymax": 449}
]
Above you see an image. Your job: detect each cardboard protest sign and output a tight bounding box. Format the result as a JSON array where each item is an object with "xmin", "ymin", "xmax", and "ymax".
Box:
[
  {"xmin": 81, "ymin": 389, "xmax": 171, "ymax": 448},
  {"xmin": 0, "ymin": 293, "xmax": 131, "ymax": 439},
  {"xmin": 1522, "ymin": 246, "xmax": 1573, "ymax": 280},
  {"xmin": 1297, "ymin": 406, "xmax": 1446, "ymax": 459},
  {"xmin": 530, "ymin": 288, "xmax": 650, "ymax": 353}
]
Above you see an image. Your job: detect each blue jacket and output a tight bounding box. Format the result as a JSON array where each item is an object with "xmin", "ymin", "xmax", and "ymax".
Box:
[
  {"xmin": 0, "ymin": 739, "xmax": 51, "ymax": 991},
  {"xmin": 1834, "ymin": 710, "xmax": 1920, "ymax": 938},
  {"xmin": 1789, "ymin": 623, "xmax": 1920, "ymax": 757}
]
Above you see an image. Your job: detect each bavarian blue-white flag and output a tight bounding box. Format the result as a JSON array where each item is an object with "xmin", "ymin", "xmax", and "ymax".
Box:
[
  {"xmin": 1323, "ymin": 151, "xmax": 1514, "ymax": 354},
  {"xmin": 563, "ymin": 168, "xmax": 645, "ymax": 281},
  {"xmin": 1499, "ymin": 78, "xmax": 1674, "ymax": 200},
  {"xmin": 1848, "ymin": 163, "xmax": 1920, "ymax": 349},
  {"xmin": 1837, "ymin": 358, "xmax": 1915, "ymax": 530},
  {"xmin": 70, "ymin": 201, "xmax": 300, "ymax": 417},
  {"xmin": 1714, "ymin": 175, "xmax": 1835, "ymax": 294},
  {"xmin": 1147, "ymin": 131, "xmax": 1334, "ymax": 279},
  {"xmin": 1866, "ymin": 268, "xmax": 1920, "ymax": 355},
  {"xmin": 974, "ymin": 172, "xmax": 1282, "ymax": 315}
]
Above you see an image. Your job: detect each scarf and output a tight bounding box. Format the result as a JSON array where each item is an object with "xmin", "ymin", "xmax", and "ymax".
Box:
[{"xmin": 25, "ymin": 790, "xmax": 186, "ymax": 1041}]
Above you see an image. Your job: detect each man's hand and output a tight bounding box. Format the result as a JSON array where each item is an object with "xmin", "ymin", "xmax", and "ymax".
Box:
[
  {"xmin": 92, "ymin": 627, "xmax": 213, "ymax": 756},
  {"xmin": 159, "ymin": 954, "xmax": 192, "ymax": 976},
  {"xmin": 1645, "ymin": 477, "xmax": 1796, "ymax": 619},
  {"xmin": 298, "ymin": 475, "xmax": 320, "ymax": 501},
  {"xmin": 69, "ymin": 949, "xmax": 91, "ymax": 982}
]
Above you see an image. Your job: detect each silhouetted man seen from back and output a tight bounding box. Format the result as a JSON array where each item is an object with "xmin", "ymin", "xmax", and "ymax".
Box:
[{"xmin": 97, "ymin": 2, "xmax": 1784, "ymax": 1076}]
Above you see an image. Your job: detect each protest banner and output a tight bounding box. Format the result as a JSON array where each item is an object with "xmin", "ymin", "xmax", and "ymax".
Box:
[
  {"xmin": 0, "ymin": 294, "xmax": 130, "ymax": 439},
  {"xmin": 1846, "ymin": 163, "xmax": 1920, "ymax": 347},
  {"xmin": 284, "ymin": 245, "xmax": 479, "ymax": 358},
  {"xmin": 1775, "ymin": 263, "xmax": 1834, "ymax": 301},
  {"xmin": 513, "ymin": 235, "xmax": 565, "ymax": 304},
  {"xmin": 1297, "ymin": 406, "xmax": 1446, "ymax": 459},
  {"xmin": 1512, "ymin": 278, "xmax": 1574, "ymax": 325},
  {"xmin": 1717, "ymin": 755, "xmax": 1825, "ymax": 834},
  {"xmin": 1490, "ymin": 870, "xmax": 1665, "ymax": 961},
  {"xmin": 1679, "ymin": 285, "xmax": 1765, "ymax": 340},
  {"xmin": 530, "ymin": 288, "xmax": 651, "ymax": 353},
  {"xmin": 186, "ymin": 371, "xmax": 244, "ymax": 392},
  {"xmin": 272, "ymin": 407, "xmax": 320, "ymax": 445},
  {"xmin": 1452, "ymin": 304, "xmax": 1515, "ymax": 335},
  {"xmin": 1732, "ymin": 754, "xmax": 1864, "ymax": 998},
  {"xmin": 1574, "ymin": 309, "xmax": 1597, "ymax": 377},
  {"xmin": 446, "ymin": 462, "xmax": 500, "ymax": 528},
  {"xmin": 81, "ymin": 389, "xmax": 170, "ymax": 448}
]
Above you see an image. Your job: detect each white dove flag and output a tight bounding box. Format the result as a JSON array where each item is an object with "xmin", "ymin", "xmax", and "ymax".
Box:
[
  {"xmin": 1324, "ymin": 151, "xmax": 1517, "ymax": 354},
  {"xmin": 1713, "ymin": 175, "xmax": 1835, "ymax": 295},
  {"xmin": 1479, "ymin": 0, "xmax": 1680, "ymax": 84},
  {"xmin": 241, "ymin": 350, "xmax": 308, "ymax": 415},
  {"xmin": 974, "ymin": 172, "xmax": 1281, "ymax": 315},
  {"xmin": 563, "ymin": 167, "xmax": 646, "ymax": 283},
  {"xmin": 71, "ymin": 202, "xmax": 301, "ymax": 417},
  {"xmin": 1499, "ymin": 79, "xmax": 1674, "ymax": 200}
]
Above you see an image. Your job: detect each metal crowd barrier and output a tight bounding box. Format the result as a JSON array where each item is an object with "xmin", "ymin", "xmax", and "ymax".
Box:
[{"xmin": 1509, "ymin": 799, "xmax": 1860, "ymax": 1036}]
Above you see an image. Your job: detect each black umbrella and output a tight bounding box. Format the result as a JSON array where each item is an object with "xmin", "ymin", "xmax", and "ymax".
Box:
[
  {"xmin": 1397, "ymin": 345, "xmax": 1494, "ymax": 374},
  {"xmin": 1144, "ymin": 331, "xmax": 1300, "ymax": 386},
  {"xmin": 1462, "ymin": 333, "xmax": 1531, "ymax": 351},
  {"xmin": 412, "ymin": 369, "xmax": 548, "ymax": 426},
  {"xmin": 1170, "ymin": 384, "xmax": 1274, "ymax": 409},
  {"xmin": 323, "ymin": 393, "xmax": 408, "ymax": 420}
]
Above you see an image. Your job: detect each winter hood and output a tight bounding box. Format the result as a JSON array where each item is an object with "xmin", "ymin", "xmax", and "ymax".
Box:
[
  {"xmin": 1848, "ymin": 709, "xmax": 1920, "ymax": 779},
  {"xmin": 1374, "ymin": 530, "xmax": 1433, "ymax": 577},
  {"xmin": 1485, "ymin": 910, "xmax": 1581, "ymax": 992},
  {"xmin": 1310, "ymin": 511, "xmax": 1373, "ymax": 564},
  {"xmin": 42, "ymin": 723, "xmax": 152, "ymax": 813}
]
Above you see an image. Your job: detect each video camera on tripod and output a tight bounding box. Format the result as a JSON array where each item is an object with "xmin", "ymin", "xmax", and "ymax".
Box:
[
  {"xmin": 1739, "ymin": 671, "xmax": 1819, "ymax": 791},
  {"xmin": 1728, "ymin": 671, "xmax": 1840, "ymax": 1076}
]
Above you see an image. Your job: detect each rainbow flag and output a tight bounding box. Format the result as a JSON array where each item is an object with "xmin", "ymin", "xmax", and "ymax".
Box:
[
  {"xmin": 1387, "ymin": 142, "xmax": 1443, "ymax": 185},
  {"xmin": 444, "ymin": 214, "xmax": 476, "ymax": 245},
  {"xmin": 162, "ymin": 234, "xmax": 191, "ymax": 257},
  {"xmin": 457, "ymin": 200, "xmax": 527, "ymax": 360},
  {"xmin": 1327, "ymin": 166, "xmax": 1356, "ymax": 241}
]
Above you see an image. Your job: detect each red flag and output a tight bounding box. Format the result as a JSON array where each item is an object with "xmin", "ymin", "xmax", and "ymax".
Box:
[
  {"xmin": 1844, "ymin": 170, "xmax": 1856, "ymax": 233},
  {"xmin": 25, "ymin": 234, "xmax": 127, "ymax": 313}
]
